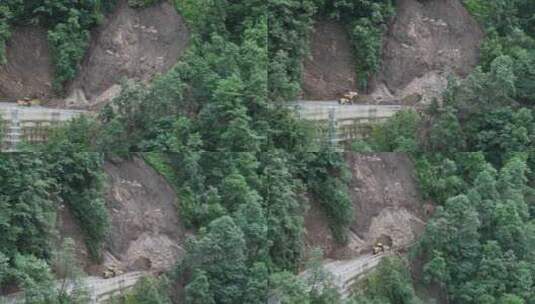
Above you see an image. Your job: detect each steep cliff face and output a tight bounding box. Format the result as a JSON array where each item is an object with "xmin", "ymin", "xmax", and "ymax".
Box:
[
  {"xmin": 305, "ymin": 153, "xmax": 427, "ymax": 259},
  {"xmin": 371, "ymin": 0, "xmax": 484, "ymax": 104},
  {"xmin": 66, "ymin": 0, "xmax": 189, "ymax": 108}
]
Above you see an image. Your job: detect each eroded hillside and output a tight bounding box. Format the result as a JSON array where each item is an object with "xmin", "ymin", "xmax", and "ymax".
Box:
[
  {"xmin": 302, "ymin": 20, "xmax": 358, "ymax": 100},
  {"xmin": 305, "ymin": 153, "xmax": 427, "ymax": 259},
  {"xmin": 66, "ymin": 0, "xmax": 189, "ymax": 108},
  {"xmin": 59, "ymin": 156, "xmax": 185, "ymax": 276},
  {"xmin": 302, "ymin": 0, "xmax": 483, "ymax": 104},
  {"xmin": 0, "ymin": 0, "xmax": 189, "ymax": 109},
  {"xmin": 371, "ymin": 0, "xmax": 484, "ymax": 104},
  {"xmin": 0, "ymin": 27, "xmax": 53, "ymax": 100},
  {"xmin": 60, "ymin": 152, "xmax": 427, "ymax": 281}
]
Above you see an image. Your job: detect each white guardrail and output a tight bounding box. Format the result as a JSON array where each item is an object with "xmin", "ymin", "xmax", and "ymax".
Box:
[
  {"xmin": 0, "ymin": 103, "xmax": 87, "ymax": 151},
  {"xmin": 288, "ymin": 101, "xmax": 405, "ymax": 146}
]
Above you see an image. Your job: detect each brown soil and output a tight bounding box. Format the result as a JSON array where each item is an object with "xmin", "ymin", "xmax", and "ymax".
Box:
[
  {"xmin": 66, "ymin": 0, "xmax": 190, "ymax": 108},
  {"xmin": 371, "ymin": 0, "xmax": 484, "ymax": 103},
  {"xmin": 102, "ymin": 155, "xmax": 186, "ymax": 273},
  {"xmin": 0, "ymin": 26, "xmax": 54, "ymax": 100},
  {"xmin": 301, "ymin": 20, "xmax": 358, "ymax": 100},
  {"xmin": 57, "ymin": 155, "xmax": 186, "ymax": 276},
  {"xmin": 0, "ymin": 1, "xmax": 189, "ymax": 108},
  {"xmin": 303, "ymin": 0, "xmax": 483, "ymax": 104},
  {"xmin": 304, "ymin": 153, "xmax": 426, "ymax": 259}
]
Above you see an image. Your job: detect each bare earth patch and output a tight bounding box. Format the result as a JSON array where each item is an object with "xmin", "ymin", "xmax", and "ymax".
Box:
[
  {"xmin": 58, "ymin": 156, "xmax": 185, "ymax": 276},
  {"xmin": 102, "ymin": 156, "xmax": 185, "ymax": 273},
  {"xmin": 301, "ymin": 20, "xmax": 358, "ymax": 100},
  {"xmin": 304, "ymin": 153, "xmax": 426, "ymax": 259},
  {"xmin": 65, "ymin": 0, "xmax": 190, "ymax": 108},
  {"xmin": 302, "ymin": 0, "xmax": 483, "ymax": 105},
  {"xmin": 0, "ymin": 27, "xmax": 53, "ymax": 100},
  {"xmin": 371, "ymin": 0, "xmax": 484, "ymax": 104}
]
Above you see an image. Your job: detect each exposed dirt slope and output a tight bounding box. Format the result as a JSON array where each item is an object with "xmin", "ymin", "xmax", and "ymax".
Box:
[
  {"xmin": 303, "ymin": 0, "xmax": 483, "ymax": 104},
  {"xmin": 58, "ymin": 156, "xmax": 185, "ymax": 275},
  {"xmin": 371, "ymin": 0, "xmax": 484, "ymax": 104},
  {"xmin": 66, "ymin": 0, "xmax": 189, "ymax": 108},
  {"xmin": 0, "ymin": 1, "xmax": 189, "ymax": 107},
  {"xmin": 0, "ymin": 27, "xmax": 53, "ymax": 100},
  {"xmin": 302, "ymin": 20, "xmax": 358, "ymax": 100},
  {"xmin": 305, "ymin": 153, "xmax": 426, "ymax": 259},
  {"xmin": 102, "ymin": 156, "xmax": 186, "ymax": 273}
]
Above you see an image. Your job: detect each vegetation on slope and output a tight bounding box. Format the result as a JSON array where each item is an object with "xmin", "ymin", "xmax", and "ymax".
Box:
[
  {"xmin": 0, "ymin": 149, "xmax": 107, "ymax": 302},
  {"xmin": 2, "ymin": 0, "xmax": 534, "ymax": 303},
  {"xmin": 417, "ymin": 154, "xmax": 535, "ymax": 304},
  {"xmin": 0, "ymin": 0, "xmax": 108, "ymax": 91},
  {"xmin": 0, "ymin": 0, "xmax": 163, "ymax": 91},
  {"xmin": 268, "ymin": 0, "xmax": 394, "ymax": 100},
  {"xmin": 463, "ymin": 0, "xmax": 535, "ymax": 105}
]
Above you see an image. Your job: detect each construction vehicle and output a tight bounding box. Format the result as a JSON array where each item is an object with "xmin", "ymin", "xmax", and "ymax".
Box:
[
  {"xmin": 17, "ymin": 98, "xmax": 31, "ymax": 107},
  {"xmin": 339, "ymin": 97, "xmax": 350, "ymax": 105},
  {"xmin": 102, "ymin": 265, "xmax": 124, "ymax": 279},
  {"xmin": 372, "ymin": 242, "xmax": 385, "ymax": 255},
  {"xmin": 338, "ymin": 91, "xmax": 358, "ymax": 105},
  {"xmin": 16, "ymin": 97, "xmax": 41, "ymax": 107}
]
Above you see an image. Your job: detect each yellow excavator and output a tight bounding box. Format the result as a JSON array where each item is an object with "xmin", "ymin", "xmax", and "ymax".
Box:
[
  {"xmin": 338, "ymin": 91, "xmax": 358, "ymax": 105},
  {"xmin": 16, "ymin": 97, "xmax": 41, "ymax": 107},
  {"xmin": 372, "ymin": 242, "xmax": 386, "ymax": 255},
  {"xmin": 102, "ymin": 265, "xmax": 124, "ymax": 279}
]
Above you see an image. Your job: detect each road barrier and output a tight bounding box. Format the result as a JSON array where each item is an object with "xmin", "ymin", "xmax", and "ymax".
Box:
[
  {"xmin": 289, "ymin": 101, "xmax": 404, "ymax": 148},
  {"xmin": 0, "ymin": 103, "xmax": 86, "ymax": 151}
]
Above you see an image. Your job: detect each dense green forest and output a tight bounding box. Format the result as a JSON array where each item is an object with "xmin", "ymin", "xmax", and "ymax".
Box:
[
  {"xmin": 0, "ymin": 151, "xmax": 107, "ymax": 302},
  {"xmin": 1, "ymin": 0, "xmax": 535, "ymax": 303}
]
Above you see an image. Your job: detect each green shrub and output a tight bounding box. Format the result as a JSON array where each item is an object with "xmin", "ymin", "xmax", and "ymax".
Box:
[
  {"xmin": 354, "ymin": 257, "xmax": 421, "ymax": 304},
  {"xmin": 369, "ymin": 109, "xmax": 421, "ymax": 152},
  {"xmin": 41, "ymin": 118, "xmax": 110, "ymax": 261},
  {"xmin": 48, "ymin": 13, "xmax": 90, "ymax": 92},
  {"xmin": 350, "ymin": 139, "xmax": 373, "ymax": 152},
  {"xmin": 304, "ymin": 151, "xmax": 354, "ymax": 244},
  {"xmin": 321, "ymin": 0, "xmax": 395, "ymax": 90},
  {"xmin": 1, "ymin": 0, "xmax": 105, "ymax": 89},
  {"xmin": 350, "ymin": 18, "xmax": 384, "ymax": 88}
]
